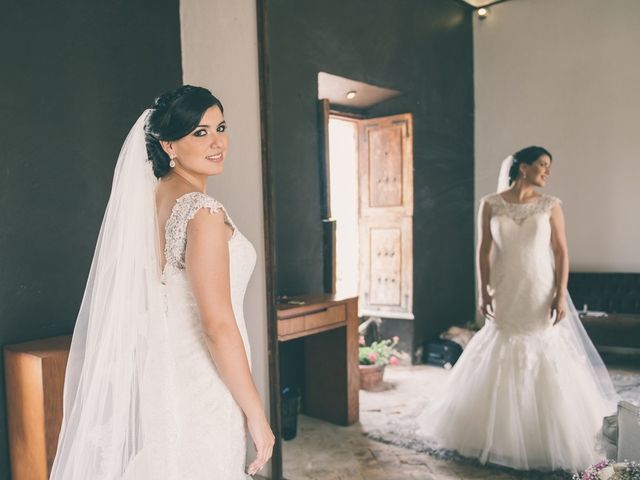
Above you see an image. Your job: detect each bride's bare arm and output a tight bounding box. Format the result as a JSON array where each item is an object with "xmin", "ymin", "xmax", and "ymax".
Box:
[
  {"xmin": 477, "ymin": 200, "xmax": 494, "ymax": 318},
  {"xmin": 185, "ymin": 208, "xmax": 274, "ymax": 475},
  {"xmin": 550, "ymin": 203, "xmax": 569, "ymax": 322}
]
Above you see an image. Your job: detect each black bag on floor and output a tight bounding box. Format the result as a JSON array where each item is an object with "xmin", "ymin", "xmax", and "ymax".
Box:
[{"xmin": 423, "ymin": 339, "xmax": 463, "ymax": 368}]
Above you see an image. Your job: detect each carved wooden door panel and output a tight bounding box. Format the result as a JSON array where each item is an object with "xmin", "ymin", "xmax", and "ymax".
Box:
[{"xmin": 358, "ymin": 113, "xmax": 413, "ymax": 318}]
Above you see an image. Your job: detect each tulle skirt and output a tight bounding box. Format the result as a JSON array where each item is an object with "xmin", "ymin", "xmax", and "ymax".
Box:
[{"xmin": 416, "ymin": 321, "xmax": 613, "ymax": 472}]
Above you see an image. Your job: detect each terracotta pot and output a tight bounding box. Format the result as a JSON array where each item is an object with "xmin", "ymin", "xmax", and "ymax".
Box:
[{"xmin": 359, "ymin": 363, "xmax": 386, "ymax": 390}]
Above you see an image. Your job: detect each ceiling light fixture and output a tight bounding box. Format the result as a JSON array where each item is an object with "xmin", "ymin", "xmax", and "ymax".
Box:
[
  {"xmin": 346, "ymin": 90, "xmax": 357, "ymax": 100},
  {"xmin": 456, "ymin": 0, "xmax": 511, "ymax": 7},
  {"xmin": 477, "ymin": 7, "xmax": 489, "ymax": 19}
]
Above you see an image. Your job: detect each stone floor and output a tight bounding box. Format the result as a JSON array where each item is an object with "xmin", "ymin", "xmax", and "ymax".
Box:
[
  {"xmin": 282, "ymin": 413, "xmax": 525, "ymax": 480},
  {"xmin": 281, "ymin": 361, "xmax": 640, "ymax": 480}
]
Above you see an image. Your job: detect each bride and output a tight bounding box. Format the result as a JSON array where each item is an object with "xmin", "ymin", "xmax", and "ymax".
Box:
[
  {"xmin": 416, "ymin": 146, "xmax": 619, "ymax": 472},
  {"xmin": 50, "ymin": 85, "xmax": 273, "ymax": 479}
]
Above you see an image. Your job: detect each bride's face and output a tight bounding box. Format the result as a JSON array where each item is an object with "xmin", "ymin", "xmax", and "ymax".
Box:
[
  {"xmin": 168, "ymin": 105, "xmax": 229, "ymax": 176},
  {"xmin": 523, "ymin": 154, "xmax": 552, "ymax": 187}
]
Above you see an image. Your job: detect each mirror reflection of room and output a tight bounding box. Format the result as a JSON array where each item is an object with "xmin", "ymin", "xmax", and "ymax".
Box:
[{"xmin": 261, "ymin": 0, "xmax": 640, "ymax": 479}]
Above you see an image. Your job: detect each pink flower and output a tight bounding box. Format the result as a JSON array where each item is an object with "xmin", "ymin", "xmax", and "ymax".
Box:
[
  {"xmin": 392, "ymin": 336, "xmax": 400, "ymax": 343},
  {"xmin": 359, "ymin": 335, "xmax": 365, "ymax": 346},
  {"xmin": 368, "ymin": 352, "xmax": 378, "ymax": 363},
  {"xmin": 389, "ymin": 356, "xmax": 400, "ymax": 366}
]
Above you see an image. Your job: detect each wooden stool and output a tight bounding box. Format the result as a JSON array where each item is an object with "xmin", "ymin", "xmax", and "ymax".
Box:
[{"xmin": 4, "ymin": 335, "xmax": 71, "ymax": 480}]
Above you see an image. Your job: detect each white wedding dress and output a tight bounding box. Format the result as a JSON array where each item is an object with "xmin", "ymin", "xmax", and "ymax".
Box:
[
  {"xmin": 416, "ymin": 193, "xmax": 618, "ymax": 472},
  {"xmin": 122, "ymin": 192, "xmax": 255, "ymax": 479}
]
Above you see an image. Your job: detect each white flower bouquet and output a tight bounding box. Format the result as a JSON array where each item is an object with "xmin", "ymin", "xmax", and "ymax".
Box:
[{"xmin": 573, "ymin": 460, "xmax": 640, "ymax": 480}]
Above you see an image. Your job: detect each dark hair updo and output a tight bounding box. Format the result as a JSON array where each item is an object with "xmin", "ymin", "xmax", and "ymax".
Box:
[
  {"xmin": 144, "ymin": 85, "xmax": 224, "ymax": 178},
  {"xmin": 508, "ymin": 146, "xmax": 552, "ymax": 185}
]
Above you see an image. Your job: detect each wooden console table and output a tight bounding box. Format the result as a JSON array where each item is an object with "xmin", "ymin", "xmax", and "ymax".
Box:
[
  {"xmin": 277, "ymin": 294, "xmax": 359, "ymax": 425},
  {"xmin": 4, "ymin": 335, "xmax": 71, "ymax": 480}
]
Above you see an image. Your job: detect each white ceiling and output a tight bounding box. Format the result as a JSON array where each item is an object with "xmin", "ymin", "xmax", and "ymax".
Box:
[{"xmin": 317, "ymin": 72, "xmax": 402, "ymax": 109}]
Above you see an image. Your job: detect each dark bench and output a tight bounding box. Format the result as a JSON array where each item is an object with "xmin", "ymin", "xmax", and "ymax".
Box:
[{"xmin": 568, "ymin": 272, "xmax": 640, "ymax": 352}]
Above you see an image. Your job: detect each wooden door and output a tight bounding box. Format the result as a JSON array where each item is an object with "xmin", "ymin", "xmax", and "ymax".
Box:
[{"xmin": 358, "ymin": 113, "xmax": 413, "ymax": 318}]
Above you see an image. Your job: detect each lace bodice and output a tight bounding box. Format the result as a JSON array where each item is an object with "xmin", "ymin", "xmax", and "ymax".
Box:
[
  {"xmin": 482, "ymin": 191, "xmax": 562, "ymax": 334},
  {"xmin": 164, "ymin": 192, "xmax": 237, "ymax": 270},
  {"xmin": 482, "ymin": 193, "xmax": 561, "ymax": 225}
]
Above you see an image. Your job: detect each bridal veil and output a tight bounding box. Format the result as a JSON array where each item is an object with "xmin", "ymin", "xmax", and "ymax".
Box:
[{"xmin": 50, "ymin": 110, "xmax": 163, "ymax": 479}]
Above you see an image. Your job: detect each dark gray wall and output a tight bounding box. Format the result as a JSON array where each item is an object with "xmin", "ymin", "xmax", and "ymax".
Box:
[
  {"xmin": 0, "ymin": 1, "xmax": 182, "ymax": 476},
  {"xmin": 265, "ymin": 0, "xmax": 476, "ymax": 352}
]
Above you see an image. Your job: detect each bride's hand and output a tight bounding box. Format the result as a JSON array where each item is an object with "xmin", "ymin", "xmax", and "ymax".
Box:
[
  {"xmin": 551, "ymin": 295, "xmax": 567, "ymax": 324},
  {"xmin": 246, "ymin": 413, "xmax": 275, "ymax": 476},
  {"xmin": 478, "ymin": 291, "xmax": 495, "ymax": 320}
]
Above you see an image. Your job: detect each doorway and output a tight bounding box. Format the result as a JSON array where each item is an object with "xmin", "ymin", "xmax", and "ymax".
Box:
[
  {"xmin": 327, "ymin": 115, "xmax": 359, "ymax": 296},
  {"xmin": 322, "ymin": 105, "xmax": 415, "ymax": 321}
]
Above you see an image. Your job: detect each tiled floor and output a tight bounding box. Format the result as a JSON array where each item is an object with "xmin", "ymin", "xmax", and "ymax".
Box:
[{"xmin": 281, "ymin": 362, "xmax": 639, "ymax": 480}]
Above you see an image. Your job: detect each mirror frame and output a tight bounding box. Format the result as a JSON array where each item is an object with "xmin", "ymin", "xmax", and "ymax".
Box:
[{"xmin": 255, "ymin": 1, "xmax": 285, "ymax": 478}]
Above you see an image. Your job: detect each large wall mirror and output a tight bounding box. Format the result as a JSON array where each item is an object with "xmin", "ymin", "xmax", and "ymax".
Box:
[{"xmin": 257, "ymin": 0, "xmax": 640, "ymax": 478}]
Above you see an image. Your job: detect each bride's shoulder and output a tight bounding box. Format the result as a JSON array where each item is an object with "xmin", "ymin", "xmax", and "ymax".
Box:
[
  {"xmin": 540, "ymin": 194, "xmax": 562, "ymax": 210},
  {"xmin": 480, "ymin": 192, "xmax": 501, "ymax": 207},
  {"xmin": 174, "ymin": 192, "xmax": 236, "ymax": 234},
  {"xmin": 175, "ymin": 191, "xmax": 225, "ymax": 215}
]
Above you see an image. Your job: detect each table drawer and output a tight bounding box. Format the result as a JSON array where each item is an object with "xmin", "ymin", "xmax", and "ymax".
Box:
[{"xmin": 278, "ymin": 304, "xmax": 346, "ymax": 340}]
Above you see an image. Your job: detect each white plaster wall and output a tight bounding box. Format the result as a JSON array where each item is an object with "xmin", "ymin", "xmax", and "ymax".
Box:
[
  {"xmin": 180, "ymin": 0, "xmax": 271, "ymax": 476},
  {"xmin": 474, "ymin": 0, "xmax": 640, "ymax": 272}
]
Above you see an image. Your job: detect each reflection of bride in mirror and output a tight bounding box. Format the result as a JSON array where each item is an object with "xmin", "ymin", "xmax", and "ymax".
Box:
[{"xmin": 416, "ymin": 146, "xmax": 619, "ymax": 472}]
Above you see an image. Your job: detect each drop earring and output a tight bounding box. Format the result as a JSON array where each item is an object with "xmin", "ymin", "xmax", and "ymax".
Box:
[{"xmin": 169, "ymin": 155, "xmax": 176, "ymax": 168}]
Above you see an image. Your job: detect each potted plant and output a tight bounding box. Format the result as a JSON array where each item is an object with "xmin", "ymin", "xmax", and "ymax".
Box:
[{"xmin": 358, "ymin": 335, "xmax": 401, "ymax": 390}]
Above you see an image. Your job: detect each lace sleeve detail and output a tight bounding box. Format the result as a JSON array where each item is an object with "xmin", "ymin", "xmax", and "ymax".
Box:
[
  {"xmin": 164, "ymin": 192, "xmax": 237, "ymax": 269},
  {"xmin": 481, "ymin": 193, "xmax": 501, "ymax": 209},
  {"xmin": 541, "ymin": 194, "xmax": 562, "ymax": 213}
]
